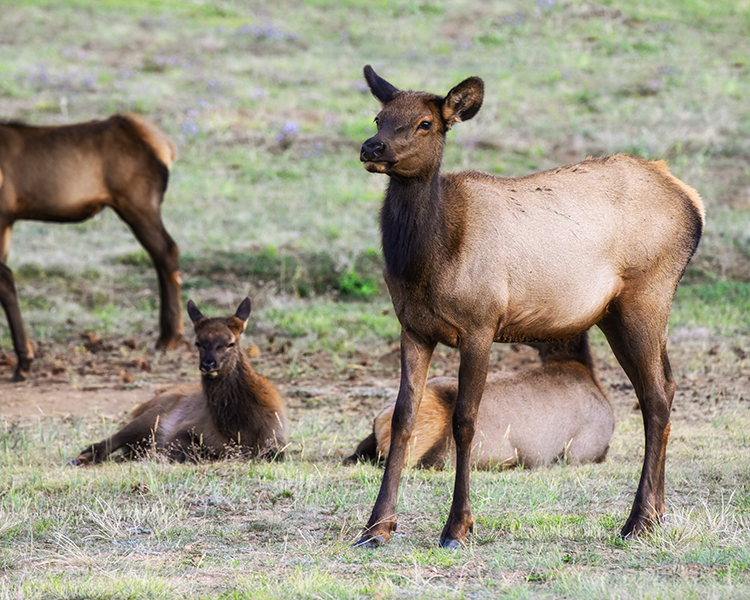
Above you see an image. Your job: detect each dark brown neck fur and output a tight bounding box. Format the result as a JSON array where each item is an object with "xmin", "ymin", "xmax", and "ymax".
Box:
[
  {"xmin": 201, "ymin": 353, "xmax": 273, "ymax": 447},
  {"xmin": 380, "ymin": 169, "xmax": 466, "ymax": 282}
]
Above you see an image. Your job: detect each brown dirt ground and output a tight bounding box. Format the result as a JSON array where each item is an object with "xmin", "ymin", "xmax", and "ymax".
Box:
[{"xmin": 1, "ymin": 328, "xmax": 748, "ymax": 442}]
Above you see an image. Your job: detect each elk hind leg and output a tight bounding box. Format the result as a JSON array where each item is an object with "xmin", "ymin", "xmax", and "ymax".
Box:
[
  {"xmin": 344, "ymin": 432, "xmax": 379, "ymax": 465},
  {"xmin": 599, "ymin": 303, "xmax": 675, "ymax": 538},
  {"xmin": 113, "ymin": 200, "xmax": 182, "ymax": 350}
]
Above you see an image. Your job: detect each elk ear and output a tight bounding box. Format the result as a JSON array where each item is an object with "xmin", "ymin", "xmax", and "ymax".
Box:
[
  {"xmin": 187, "ymin": 300, "xmax": 205, "ymax": 326},
  {"xmin": 234, "ymin": 297, "xmax": 252, "ymax": 329},
  {"xmin": 442, "ymin": 76, "xmax": 484, "ymax": 130},
  {"xmin": 364, "ymin": 65, "xmax": 400, "ymax": 105}
]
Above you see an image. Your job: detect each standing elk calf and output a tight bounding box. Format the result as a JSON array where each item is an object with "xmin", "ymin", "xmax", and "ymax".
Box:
[
  {"xmin": 347, "ymin": 333, "xmax": 613, "ymax": 470},
  {"xmin": 356, "ymin": 66, "xmax": 704, "ymax": 548},
  {"xmin": 0, "ymin": 114, "xmax": 182, "ymax": 381},
  {"xmin": 72, "ymin": 298, "xmax": 287, "ymax": 465}
]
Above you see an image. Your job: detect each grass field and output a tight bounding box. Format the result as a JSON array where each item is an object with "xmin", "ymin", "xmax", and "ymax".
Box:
[{"xmin": 1, "ymin": 0, "xmax": 749, "ymax": 598}]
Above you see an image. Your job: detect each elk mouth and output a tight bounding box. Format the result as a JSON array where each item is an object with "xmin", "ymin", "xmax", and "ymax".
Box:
[
  {"xmin": 200, "ymin": 369, "xmax": 220, "ymax": 378},
  {"xmin": 363, "ymin": 160, "xmax": 396, "ymax": 174}
]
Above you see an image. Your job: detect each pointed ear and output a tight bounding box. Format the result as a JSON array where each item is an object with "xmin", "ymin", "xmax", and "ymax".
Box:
[
  {"xmin": 364, "ymin": 65, "xmax": 400, "ymax": 105},
  {"xmin": 187, "ymin": 300, "xmax": 205, "ymax": 326},
  {"xmin": 234, "ymin": 297, "xmax": 252, "ymax": 329},
  {"xmin": 442, "ymin": 76, "xmax": 484, "ymax": 130}
]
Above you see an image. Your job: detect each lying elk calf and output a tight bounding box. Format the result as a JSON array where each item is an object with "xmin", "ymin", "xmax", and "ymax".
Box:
[
  {"xmin": 0, "ymin": 114, "xmax": 182, "ymax": 381},
  {"xmin": 356, "ymin": 66, "xmax": 704, "ymax": 549},
  {"xmin": 347, "ymin": 333, "xmax": 613, "ymax": 470},
  {"xmin": 72, "ymin": 298, "xmax": 287, "ymax": 465}
]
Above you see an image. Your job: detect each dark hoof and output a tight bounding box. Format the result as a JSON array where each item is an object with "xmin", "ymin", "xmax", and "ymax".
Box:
[
  {"xmin": 11, "ymin": 362, "xmax": 31, "ymax": 382},
  {"xmin": 353, "ymin": 534, "xmax": 387, "ymax": 548},
  {"xmin": 439, "ymin": 538, "xmax": 463, "ymax": 550},
  {"xmin": 155, "ymin": 338, "xmax": 181, "ymax": 352},
  {"xmin": 12, "ymin": 355, "xmax": 34, "ymax": 381},
  {"xmin": 620, "ymin": 515, "xmax": 658, "ymax": 539},
  {"xmin": 70, "ymin": 449, "xmax": 94, "ymax": 467},
  {"xmin": 620, "ymin": 525, "xmax": 647, "ymax": 540},
  {"xmin": 11, "ymin": 370, "xmax": 28, "ymax": 382}
]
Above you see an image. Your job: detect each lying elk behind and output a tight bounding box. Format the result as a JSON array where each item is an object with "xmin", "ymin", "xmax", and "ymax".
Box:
[
  {"xmin": 347, "ymin": 333, "xmax": 613, "ymax": 470},
  {"xmin": 0, "ymin": 114, "xmax": 182, "ymax": 381},
  {"xmin": 356, "ymin": 66, "xmax": 704, "ymax": 549},
  {"xmin": 72, "ymin": 298, "xmax": 287, "ymax": 465}
]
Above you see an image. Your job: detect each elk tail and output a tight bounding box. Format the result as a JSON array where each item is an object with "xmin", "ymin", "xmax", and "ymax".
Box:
[{"xmin": 125, "ymin": 114, "xmax": 177, "ymax": 170}]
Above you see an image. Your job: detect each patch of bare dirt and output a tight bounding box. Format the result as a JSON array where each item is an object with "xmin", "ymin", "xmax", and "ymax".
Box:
[
  {"xmin": 0, "ymin": 333, "xmax": 192, "ymax": 421},
  {"xmin": 0, "ymin": 329, "xmax": 748, "ymax": 444}
]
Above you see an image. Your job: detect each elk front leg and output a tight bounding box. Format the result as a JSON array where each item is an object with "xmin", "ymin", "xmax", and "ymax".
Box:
[
  {"xmin": 354, "ymin": 329, "xmax": 435, "ymax": 548},
  {"xmin": 0, "ymin": 262, "xmax": 33, "ymax": 381},
  {"xmin": 440, "ymin": 334, "xmax": 492, "ymax": 549},
  {"xmin": 71, "ymin": 406, "xmax": 163, "ymax": 466}
]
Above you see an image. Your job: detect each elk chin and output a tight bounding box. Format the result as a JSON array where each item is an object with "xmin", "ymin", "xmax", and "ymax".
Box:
[{"xmin": 363, "ymin": 160, "xmax": 394, "ymax": 174}]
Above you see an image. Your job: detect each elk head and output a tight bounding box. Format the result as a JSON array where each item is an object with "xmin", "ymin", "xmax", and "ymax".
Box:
[
  {"xmin": 360, "ymin": 65, "xmax": 484, "ymax": 180},
  {"xmin": 187, "ymin": 298, "xmax": 251, "ymax": 378}
]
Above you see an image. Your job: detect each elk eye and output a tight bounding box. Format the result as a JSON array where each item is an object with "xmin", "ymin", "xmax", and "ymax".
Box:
[
  {"xmin": 417, "ymin": 120, "xmax": 431, "ymax": 131},
  {"xmin": 373, "ymin": 117, "xmax": 379, "ymax": 128},
  {"xmin": 227, "ymin": 342, "xmax": 235, "ymax": 348}
]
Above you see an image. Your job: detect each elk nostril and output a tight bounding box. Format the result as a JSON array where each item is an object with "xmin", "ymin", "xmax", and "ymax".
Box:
[
  {"xmin": 361, "ymin": 139, "xmax": 384, "ymax": 160},
  {"xmin": 200, "ymin": 360, "xmax": 217, "ymax": 371}
]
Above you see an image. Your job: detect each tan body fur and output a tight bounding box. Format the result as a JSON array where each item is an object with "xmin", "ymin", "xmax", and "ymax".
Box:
[
  {"xmin": 0, "ymin": 114, "xmax": 181, "ymax": 381},
  {"xmin": 72, "ymin": 298, "xmax": 286, "ymax": 465},
  {"xmin": 355, "ymin": 66, "xmax": 704, "ymax": 549},
  {"xmin": 350, "ymin": 335, "xmax": 613, "ymax": 470}
]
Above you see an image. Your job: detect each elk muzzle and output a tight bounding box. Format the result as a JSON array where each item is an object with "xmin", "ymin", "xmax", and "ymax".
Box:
[
  {"xmin": 360, "ymin": 138, "xmax": 393, "ymax": 174},
  {"xmin": 199, "ymin": 357, "xmax": 219, "ymax": 377}
]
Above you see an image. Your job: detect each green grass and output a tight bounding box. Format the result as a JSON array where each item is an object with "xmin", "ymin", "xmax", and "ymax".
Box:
[
  {"xmin": 672, "ymin": 282, "xmax": 750, "ymax": 335},
  {"xmin": 0, "ymin": 0, "xmax": 749, "ymax": 598},
  {"xmin": 3, "ymin": 408, "xmax": 750, "ymax": 599}
]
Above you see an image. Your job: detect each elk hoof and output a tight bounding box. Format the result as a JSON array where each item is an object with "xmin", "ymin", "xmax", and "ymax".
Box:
[
  {"xmin": 439, "ymin": 538, "xmax": 463, "ymax": 550},
  {"xmin": 620, "ymin": 514, "xmax": 658, "ymax": 539},
  {"xmin": 439, "ymin": 520, "xmax": 472, "ymax": 549},
  {"xmin": 70, "ymin": 451, "xmax": 94, "ymax": 467},
  {"xmin": 11, "ymin": 357, "xmax": 32, "ymax": 382},
  {"xmin": 10, "ymin": 369, "xmax": 28, "ymax": 382},
  {"xmin": 155, "ymin": 335, "xmax": 182, "ymax": 352},
  {"xmin": 353, "ymin": 534, "xmax": 387, "ymax": 549}
]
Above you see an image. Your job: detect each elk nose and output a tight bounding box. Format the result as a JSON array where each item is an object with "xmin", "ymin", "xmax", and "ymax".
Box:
[
  {"xmin": 200, "ymin": 358, "xmax": 217, "ymax": 372},
  {"xmin": 361, "ymin": 139, "xmax": 385, "ymax": 161}
]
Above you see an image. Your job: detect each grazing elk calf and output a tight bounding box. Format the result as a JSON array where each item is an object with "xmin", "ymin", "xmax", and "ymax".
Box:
[
  {"xmin": 356, "ymin": 66, "xmax": 704, "ymax": 548},
  {"xmin": 0, "ymin": 114, "xmax": 182, "ymax": 381},
  {"xmin": 347, "ymin": 333, "xmax": 613, "ymax": 470},
  {"xmin": 72, "ymin": 298, "xmax": 287, "ymax": 465}
]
